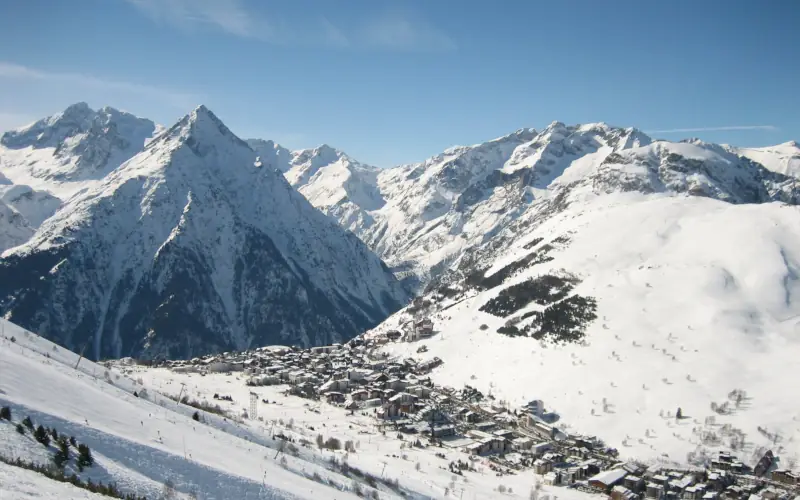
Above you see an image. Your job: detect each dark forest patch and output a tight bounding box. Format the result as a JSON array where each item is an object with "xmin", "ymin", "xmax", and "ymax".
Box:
[
  {"xmin": 465, "ymin": 247, "xmax": 554, "ymax": 291},
  {"xmin": 479, "ymin": 274, "xmax": 578, "ymax": 316},
  {"xmin": 496, "ymin": 294, "xmax": 597, "ymax": 344}
]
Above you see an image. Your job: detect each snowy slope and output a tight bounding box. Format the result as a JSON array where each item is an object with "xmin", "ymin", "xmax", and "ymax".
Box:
[
  {"xmin": 0, "ymin": 183, "xmax": 62, "ymax": 228},
  {"xmin": 0, "ymin": 102, "xmax": 159, "ymax": 198},
  {"xmin": 0, "ymin": 198, "xmax": 34, "ymax": 252},
  {"xmin": 731, "ymin": 141, "xmax": 800, "ymax": 179},
  {"xmin": 1, "ymin": 319, "xmax": 596, "ymax": 500},
  {"xmin": 0, "ymin": 462, "xmax": 111, "ymax": 500},
  {"xmin": 0, "ymin": 318, "xmax": 369, "ymax": 499},
  {"xmin": 284, "ymin": 125, "xmax": 798, "ymax": 291},
  {"xmin": 247, "ymin": 138, "xmax": 293, "ymax": 172},
  {"xmin": 0, "ymin": 106, "xmax": 408, "ymax": 360},
  {"xmin": 367, "ymin": 192, "xmax": 800, "ymax": 467},
  {"xmin": 285, "ymin": 145, "xmax": 384, "ymax": 236}
]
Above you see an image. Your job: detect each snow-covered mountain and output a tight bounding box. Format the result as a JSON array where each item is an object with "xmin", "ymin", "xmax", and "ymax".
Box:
[
  {"xmin": 0, "ymin": 102, "xmax": 159, "ymax": 198},
  {"xmin": 731, "ymin": 140, "xmax": 800, "ymax": 179},
  {"xmin": 246, "ymin": 138, "xmax": 293, "ymax": 172},
  {"xmin": 287, "ymin": 122, "xmax": 799, "ymax": 291},
  {"xmin": 0, "ymin": 172, "xmax": 61, "ymax": 252},
  {"xmin": 367, "ymin": 192, "xmax": 800, "ymax": 466},
  {"xmin": 0, "ymin": 106, "xmax": 408, "ymax": 360}
]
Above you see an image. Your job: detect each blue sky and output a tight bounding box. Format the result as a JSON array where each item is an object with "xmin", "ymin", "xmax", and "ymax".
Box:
[{"xmin": 0, "ymin": 0, "xmax": 797, "ymax": 167}]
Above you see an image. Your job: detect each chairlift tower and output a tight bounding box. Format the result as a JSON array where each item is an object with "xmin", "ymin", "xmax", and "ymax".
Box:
[{"xmin": 250, "ymin": 392, "xmax": 258, "ymax": 420}]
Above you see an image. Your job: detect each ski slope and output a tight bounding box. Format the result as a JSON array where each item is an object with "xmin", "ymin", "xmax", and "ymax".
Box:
[
  {"xmin": 0, "ymin": 318, "xmax": 596, "ymax": 500},
  {"xmin": 0, "ymin": 461, "xmax": 112, "ymax": 500},
  {"xmin": 0, "ymin": 319, "xmax": 364, "ymax": 499},
  {"xmin": 370, "ymin": 193, "xmax": 800, "ymax": 468}
]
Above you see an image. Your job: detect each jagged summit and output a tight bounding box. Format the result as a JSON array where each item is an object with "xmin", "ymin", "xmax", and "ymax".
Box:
[
  {"xmin": 0, "ymin": 102, "xmax": 159, "ymax": 196},
  {"xmin": 0, "ymin": 105, "xmax": 408, "ymax": 359}
]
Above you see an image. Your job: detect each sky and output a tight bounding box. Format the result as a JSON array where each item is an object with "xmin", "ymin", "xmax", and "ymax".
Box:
[{"xmin": 0, "ymin": 0, "xmax": 798, "ymax": 167}]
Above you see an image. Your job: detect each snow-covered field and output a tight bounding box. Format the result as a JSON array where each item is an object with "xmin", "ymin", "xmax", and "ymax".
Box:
[
  {"xmin": 0, "ymin": 318, "xmax": 596, "ymax": 500},
  {"xmin": 369, "ymin": 193, "xmax": 800, "ymax": 469},
  {"xmin": 0, "ymin": 461, "xmax": 110, "ymax": 500}
]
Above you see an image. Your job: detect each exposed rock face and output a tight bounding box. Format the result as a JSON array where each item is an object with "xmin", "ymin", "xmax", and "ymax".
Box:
[{"xmin": 0, "ymin": 106, "xmax": 408, "ymax": 360}]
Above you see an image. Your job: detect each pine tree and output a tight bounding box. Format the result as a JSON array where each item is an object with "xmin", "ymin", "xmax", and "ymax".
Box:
[
  {"xmin": 69, "ymin": 436, "xmax": 77, "ymax": 447},
  {"xmin": 77, "ymin": 443, "xmax": 94, "ymax": 468},
  {"xmin": 22, "ymin": 416, "xmax": 33, "ymax": 430},
  {"xmin": 16, "ymin": 423, "xmax": 25, "ymax": 435},
  {"xmin": 0, "ymin": 406, "xmax": 10, "ymax": 420},
  {"xmin": 54, "ymin": 438, "xmax": 70, "ymax": 469},
  {"xmin": 34, "ymin": 425, "xmax": 51, "ymax": 446}
]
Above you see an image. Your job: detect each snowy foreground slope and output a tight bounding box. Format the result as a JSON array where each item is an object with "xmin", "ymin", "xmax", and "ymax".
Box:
[
  {"xmin": 367, "ymin": 193, "xmax": 800, "ymax": 466},
  {"xmin": 0, "ymin": 106, "xmax": 408, "ymax": 360},
  {"xmin": 0, "ymin": 319, "xmax": 593, "ymax": 500}
]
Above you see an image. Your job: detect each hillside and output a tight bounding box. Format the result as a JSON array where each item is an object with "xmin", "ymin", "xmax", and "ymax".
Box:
[
  {"xmin": 285, "ymin": 124, "xmax": 799, "ymax": 291},
  {"xmin": 0, "ymin": 106, "xmax": 408, "ymax": 360},
  {"xmin": 365, "ymin": 191, "xmax": 800, "ymax": 467},
  {"xmin": 0, "ymin": 318, "xmax": 595, "ymax": 500}
]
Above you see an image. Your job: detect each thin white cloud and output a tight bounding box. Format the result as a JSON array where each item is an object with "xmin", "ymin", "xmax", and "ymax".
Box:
[
  {"xmin": 648, "ymin": 125, "xmax": 779, "ymax": 134},
  {"xmin": 0, "ymin": 61, "xmax": 199, "ymax": 110},
  {"xmin": 126, "ymin": 0, "xmax": 264, "ymax": 39},
  {"xmin": 125, "ymin": 0, "xmax": 455, "ymax": 52},
  {"xmin": 361, "ymin": 12, "xmax": 456, "ymax": 53}
]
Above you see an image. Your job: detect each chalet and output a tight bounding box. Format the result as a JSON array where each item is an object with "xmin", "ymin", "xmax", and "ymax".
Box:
[
  {"xmin": 543, "ymin": 471, "xmax": 559, "ymax": 486},
  {"xmin": 531, "ymin": 441, "xmax": 553, "ymax": 457},
  {"xmin": 771, "ymin": 469, "xmax": 798, "ymax": 486},
  {"xmin": 646, "ymin": 483, "xmax": 665, "ymax": 499},
  {"xmin": 428, "ymin": 424, "xmax": 456, "ymax": 438},
  {"xmin": 589, "ymin": 469, "xmax": 629, "ymax": 492},
  {"xmin": 492, "ymin": 429, "xmax": 515, "ymax": 440},
  {"xmin": 462, "ymin": 411, "xmax": 480, "ymax": 423},
  {"xmin": 325, "ymin": 392, "xmax": 345, "ymax": 404},
  {"xmin": 350, "ymin": 389, "xmax": 369, "ymax": 402},
  {"xmin": 386, "ymin": 330, "xmax": 402, "ymax": 341},
  {"xmin": 405, "ymin": 385, "xmax": 432, "ymax": 398},
  {"xmin": 511, "ymin": 437, "xmax": 533, "ymax": 451},
  {"xmin": 624, "ymin": 475, "xmax": 645, "ymax": 493},
  {"xmin": 347, "ymin": 368, "xmax": 374, "ymax": 382},
  {"xmin": 415, "ymin": 318, "xmax": 434, "ymax": 337},
  {"xmin": 534, "ymin": 459, "xmax": 554, "ymax": 475},
  {"xmin": 524, "ymin": 399, "xmax": 545, "ymax": 418},
  {"xmin": 363, "ymin": 398, "xmax": 383, "ymax": 408},
  {"xmin": 386, "ymin": 378, "xmax": 408, "ymax": 391},
  {"xmin": 612, "ymin": 486, "xmax": 640, "ymax": 500},
  {"xmin": 474, "ymin": 421, "xmax": 496, "ymax": 432},
  {"xmin": 684, "ymin": 485, "xmax": 706, "ymax": 500},
  {"xmin": 466, "ymin": 441, "xmax": 491, "ymax": 455}
]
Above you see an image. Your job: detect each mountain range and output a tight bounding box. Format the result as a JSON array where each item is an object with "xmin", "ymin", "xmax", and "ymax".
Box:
[
  {"xmin": 1, "ymin": 102, "xmax": 798, "ymax": 364},
  {"xmin": 0, "ymin": 104, "xmax": 407, "ymax": 360}
]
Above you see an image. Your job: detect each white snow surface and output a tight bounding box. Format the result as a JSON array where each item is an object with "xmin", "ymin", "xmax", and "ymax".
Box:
[
  {"xmin": 367, "ymin": 192, "xmax": 800, "ymax": 467},
  {"xmin": 732, "ymin": 141, "xmax": 800, "ymax": 179},
  {"xmin": 283, "ymin": 123, "xmax": 797, "ymax": 290},
  {"xmin": 0, "ymin": 462, "xmax": 110, "ymax": 499},
  {"xmin": 0, "ymin": 319, "xmax": 595, "ymax": 500},
  {"xmin": 0, "ymin": 102, "xmax": 159, "ymax": 198}
]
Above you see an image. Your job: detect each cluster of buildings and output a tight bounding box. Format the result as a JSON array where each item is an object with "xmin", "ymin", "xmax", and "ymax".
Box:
[
  {"xmin": 570, "ymin": 451, "xmax": 799, "ymax": 500},
  {"xmin": 156, "ymin": 339, "xmax": 799, "ymax": 500}
]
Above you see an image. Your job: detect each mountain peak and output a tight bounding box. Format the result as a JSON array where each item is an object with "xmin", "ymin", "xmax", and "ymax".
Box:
[
  {"xmin": 156, "ymin": 105, "xmax": 245, "ymax": 151},
  {"xmin": 62, "ymin": 101, "xmax": 92, "ymax": 115}
]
